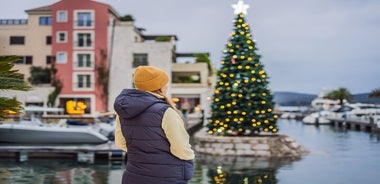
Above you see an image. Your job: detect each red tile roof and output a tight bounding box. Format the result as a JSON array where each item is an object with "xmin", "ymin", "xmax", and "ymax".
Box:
[{"xmin": 25, "ymin": 5, "xmax": 52, "ymax": 12}]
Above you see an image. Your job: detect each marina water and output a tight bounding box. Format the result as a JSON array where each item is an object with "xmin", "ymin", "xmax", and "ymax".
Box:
[{"xmin": 1, "ymin": 119, "xmax": 380, "ymax": 184}]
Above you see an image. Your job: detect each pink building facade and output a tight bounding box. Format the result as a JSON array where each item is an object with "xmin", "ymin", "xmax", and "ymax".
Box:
[{"xmin": 33, "ymin": 0, "xmax": 119, "ymax": 114}]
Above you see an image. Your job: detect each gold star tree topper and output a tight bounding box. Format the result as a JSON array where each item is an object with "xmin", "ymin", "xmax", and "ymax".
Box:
[{"xmin": 232, "ymin": 0, "xmax": 250, "ymax": 15}]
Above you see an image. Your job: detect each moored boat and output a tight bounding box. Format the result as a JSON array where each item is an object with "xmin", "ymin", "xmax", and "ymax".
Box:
[
  {"xmin": 0, "ymin": 119, "xmax": 110, "ymax": 144},
  {"xmin": 302, "ymin": 111, "xmax": 332, "ymax": 125}
]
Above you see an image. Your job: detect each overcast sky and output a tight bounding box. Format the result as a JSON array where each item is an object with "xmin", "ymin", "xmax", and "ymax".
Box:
[{"xmin": 1, "ymin": 0, "xmax": 379, "ymax": 95}]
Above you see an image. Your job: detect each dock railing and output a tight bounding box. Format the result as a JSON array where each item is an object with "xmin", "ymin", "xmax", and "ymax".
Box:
[
  {"xmin": 327, "ymin": 115, "xmax": 380, "ymax": 133},
  {"xmin": 0, "ymin": 111, "xmax": 205, "ymax": 163}
]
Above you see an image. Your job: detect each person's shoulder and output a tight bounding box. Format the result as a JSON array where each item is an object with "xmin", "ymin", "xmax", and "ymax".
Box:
[
  {"xmin": 165, "ymin": 107, "xmax": 177, "ymax": 114},
  {"xmin": 164, "ymin": 108, "xmax": 181, "ymax": 118}
]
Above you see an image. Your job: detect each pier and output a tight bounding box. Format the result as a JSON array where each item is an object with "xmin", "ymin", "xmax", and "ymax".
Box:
[
  {"xmin": 0, "ymin": 142, "xmax": 125, "ymax": 163},
  {"xmin": 328, "ymin": 117, "xmax": 380, "ymax": 133},
  {"xmin": 0, "ymin": 115, "xmax": 204, "ymax": 163}
]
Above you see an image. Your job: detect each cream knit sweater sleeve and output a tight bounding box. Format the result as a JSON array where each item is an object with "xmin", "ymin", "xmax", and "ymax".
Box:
[
  {"xmin": 162, "ymin": 108, "xmax": 195, "ymax": 160},
  {"xmin": 114, "ymin": 116, "xmax": 128, "ymax": 152}
]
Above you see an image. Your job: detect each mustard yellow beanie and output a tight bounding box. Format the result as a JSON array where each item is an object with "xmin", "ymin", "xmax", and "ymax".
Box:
[{"xmin": 134, "ymin": 66, "xmax": 169, "ymax": 91}]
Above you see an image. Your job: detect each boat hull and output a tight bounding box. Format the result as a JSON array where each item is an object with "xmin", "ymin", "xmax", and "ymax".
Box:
[
  {"xmin": 302, "ymin": 112, "xmax": 332, "ymax": 125},
  {"xmin": 302, "ymin": 116, "xmax": 331, "ymax": 125},
  {"xmin": 0, "ymin": 124, "xmax": 108, "ymax": 144}
]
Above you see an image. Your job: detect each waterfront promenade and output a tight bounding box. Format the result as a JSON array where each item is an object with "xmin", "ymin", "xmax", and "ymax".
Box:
[
  {"xmin": 0, "ymin": 114, "xmax": 204, "ymax": 163},
  {"xmin": 328, "ymin": 117, "xmax": 380, "ymax": 133}
]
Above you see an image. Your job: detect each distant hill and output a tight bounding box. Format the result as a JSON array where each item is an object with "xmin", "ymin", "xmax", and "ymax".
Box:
[
  {"xmin": 273, "ymin": 91, "xmax": 380, "ymax": 106},
  {"xmin": 352, "ymin": 93, "xmax": 380, "ymax": 104},
  {"xmin": 273, "ymin": 92, "xmax": 317, "ymax": 106}
]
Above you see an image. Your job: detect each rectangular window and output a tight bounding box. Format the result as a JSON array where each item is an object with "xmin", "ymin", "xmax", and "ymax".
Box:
[
  {"xmin": 46, "ymin": 36, "xmax": 52, "ymax": 45},
  {"xmin": 78, "ymin": 54, "xmax": 91, "ymax": 67},
  {"xmin": 56, "ymin": 52, "xmax": 67, "ymax": 64},
  {"xmin": 76, "ymin": 12, "xmax": 92, "ymax": 27},
  {"xmin": 77, "ymin": 74, "xmax": 91, "ymax": 88},
  {"xmin": 73, "ymin": 72, "xmax": 94, "ymax": 91},
  {"xmin": 74, "ymin": 52, "xmax": 94, "ymax": 69},
  {"xmin": 56, "ymin": 31, "xmax": 67, "ymax": 43},
  {"xmin": 10, "ymin": 36, "xmax": 25, "ymax": 45},
  {"xmin": 78, "ymin": 75, "xmax": 91, "ymax": 88},
  {"xmin": 25, "ymin": 56, "xmax": 33, "ymax": 64},
  {"xmin": 14, "ymin": 56, "xmax": 33, "ymax": 65},
  {"xmin": 57, "ymin": 11, "xmax": 67, "ymax": 22},
  {"xmin": 132, "ymin": 53, "xmax": 148, "ymax": 68},
  {"xmin": 76, "ymin": 33, "xmax": 92, "ymax": 47},
  {"xmin": 46, "ymin": 55, "xmax": 55, "ymax": 64},
  {"xmin": 39, "ymin": 16, "xmax": 52, "ymax": 25}
]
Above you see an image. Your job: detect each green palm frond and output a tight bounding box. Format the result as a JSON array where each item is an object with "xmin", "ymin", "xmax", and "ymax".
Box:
[
  {"xmin": 369, "ymin": 88, "xmax": 380, "ymax": 98},
  {"xmin": 0, "ymin": 97, "xmax": 23, "ymax": 119},
  {"xmin": 324, "ymin": 87, "xmax": 352, "ymax": 105},
  {"xmin": 0, "ymin": 56, "xmax": 31, "ymax": 119}
]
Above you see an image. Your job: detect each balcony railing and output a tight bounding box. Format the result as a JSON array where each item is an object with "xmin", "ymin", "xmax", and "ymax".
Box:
[
  {"xmin": 75, "ymin": 20, "xmax": 93, "ymax": 27},
  {"xmin": 74, "ymin": 39, "xmax": 93, "ymax": 47},
  {"xmin": 0, "ymin": 19, "xmax": 28, "ymax": 25},
  {"xmin": 74, "ymin": 82, "xmax": 93, "ymax": 89},
  {"xmin": 74, "ymin": 61, "xmax": 94, "ymax": 68},
  {"xmin": 172, "ymin": 72, "xmax": 201, "ymax": 84}
]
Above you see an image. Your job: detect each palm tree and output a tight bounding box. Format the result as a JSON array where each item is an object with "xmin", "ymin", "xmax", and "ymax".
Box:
[
  {"xmin": 368, "ymin": 88, "xmax": 380, "ymax": 99},
  {"xmin": 324, "ymin": 87, "xmax": 352, "ymax": 105},
  {"xmin": 369, "ymin": 88, "xmax": 380, "ymax": 109},
  {"xmin": 0, "ymin": 56, "xmax": 31, "ymax": 119}
]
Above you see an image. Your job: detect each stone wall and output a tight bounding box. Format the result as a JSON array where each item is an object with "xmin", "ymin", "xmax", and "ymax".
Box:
[{"xmin": 194, "ymin": 128, "xmax": 308, "ymax": 158}]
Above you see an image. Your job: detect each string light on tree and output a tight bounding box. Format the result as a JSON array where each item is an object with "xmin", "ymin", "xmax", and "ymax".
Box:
[{"xmin": 207, "ymin": 0, "xmax": 278, "ymax": 136}]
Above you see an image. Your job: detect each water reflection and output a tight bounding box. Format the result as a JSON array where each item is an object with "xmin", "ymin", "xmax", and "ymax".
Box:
[
  {"xmin": 0, "ymin": 154, "xmax": 302, "ymax": 184},
  {"xmin": 190, "ymin": 154, "xmax": 302, "ymax": 184},
  {"xmin": 0, "ymin": 159, "xmax": 122, "ymax": 184},
  {"xmin": 1, "ymin": 119, "xmax": 380, "ymax": 184},
  {"xmin": 208, "ymin": 166, "xmax": 276, "ymax": 184}
]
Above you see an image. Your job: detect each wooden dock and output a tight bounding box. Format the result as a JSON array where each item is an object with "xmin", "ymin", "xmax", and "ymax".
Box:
[
  {"xmin": 328, "ymin": 117, "xmax": 380, "ymax": 133},
  {"xmin": 0, "ymin": 141, "xmax": 126, "ymax": 163},
  {"xmin": 0, "ymin": 116, "xmax": 204, "ymax": 163}
]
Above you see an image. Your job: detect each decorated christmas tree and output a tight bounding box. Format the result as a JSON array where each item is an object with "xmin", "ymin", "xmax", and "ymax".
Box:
[{"xmin": 207, "ymin": 0, "xmax": 278, "ymax": 136}]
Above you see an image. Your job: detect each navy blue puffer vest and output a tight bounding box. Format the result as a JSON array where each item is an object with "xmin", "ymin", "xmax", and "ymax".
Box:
[{"xmin": 114, "ymin": 89, "xmax": 193, "ymax": 184}]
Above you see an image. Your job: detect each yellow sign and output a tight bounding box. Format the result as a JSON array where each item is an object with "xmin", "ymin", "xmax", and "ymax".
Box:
[{"xmin": 66, "ymin": 100, "xmax": 87, "ymax": 115}]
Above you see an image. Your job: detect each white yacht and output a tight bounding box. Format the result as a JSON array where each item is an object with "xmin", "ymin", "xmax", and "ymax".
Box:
[
  {"xmin": 0, "ymin": 106, "xmax": 115, "ymax": 144},
  {"xmin": 0, "ymin": 118, "xmax": 110, "ymax": 144},
  {"xmin": 302, "ymin": 110, "xmax": 333, "ymax": 125},
  {"xmin": 303, "ymin": 103, "xmax": 380, "ymax": 125}
]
